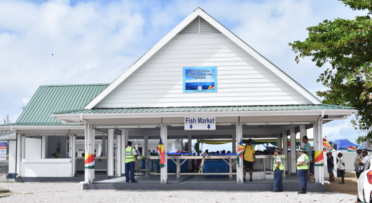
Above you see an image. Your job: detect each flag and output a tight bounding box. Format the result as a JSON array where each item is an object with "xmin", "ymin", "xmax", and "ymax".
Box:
[
  {"xmin": 236, "ymin": 138, "xmax": 244, "ymax": 167},
  {"xmin": 157, "ymin": 138, "xmax": 165, "ymax": 168},
  {"xmin": 84, "ymin": 154, "xmax": 95, "ymax": 169},
  {"xmin": 314, "ymin": 151, "xmax": 324, "ymax": 166},
  {"xmin": 348, "ymin": 146, "xmax": 357, "ymax": 152}
]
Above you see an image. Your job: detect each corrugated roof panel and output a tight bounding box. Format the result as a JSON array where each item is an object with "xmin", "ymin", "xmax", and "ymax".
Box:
[{"xmin": 15, "ymin": 84, "xmax": 109, "ymax": 125}]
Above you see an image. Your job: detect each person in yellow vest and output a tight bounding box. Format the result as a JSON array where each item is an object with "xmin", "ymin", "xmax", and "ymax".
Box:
[
  {"xmin": 296, "ymin": 148, "xmax": 309, "ymax": 194},
  {"xmin": 52, "ymin": 148, "xmax": 61, "ymax": 158},
  {"xmin": 243, "ymin": 139, "xmax": 256, "ymax": 182},
  {"xmin": 272, "ymin": 148, "xmax": 284, "ymax": 192},
  {"xmin": 125, "ymin": 141, "xmax": 138, "ymax": 183}
]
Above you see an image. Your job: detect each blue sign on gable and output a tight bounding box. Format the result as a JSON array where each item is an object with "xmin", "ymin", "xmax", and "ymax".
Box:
[{"xmin": 183, "ymin": 66, "xmax": 217, "ymax": 93}]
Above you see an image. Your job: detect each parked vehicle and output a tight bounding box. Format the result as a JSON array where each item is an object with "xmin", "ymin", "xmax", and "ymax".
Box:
[{"xmin": 357, "ymin": 157, "xmax": 372, "ymax": 202}]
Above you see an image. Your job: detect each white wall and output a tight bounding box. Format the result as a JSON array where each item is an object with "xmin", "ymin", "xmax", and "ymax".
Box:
[
  {"xmin": 9, "ymin": 141, "xmax": 16, "ymax": 173},
  {"xmin": 96, "ymin": 18, "xmax": 312, "ymax": 108},
  {"xmin": 21, "ymin": 160, "xmax": 72, "ymax": 177}
]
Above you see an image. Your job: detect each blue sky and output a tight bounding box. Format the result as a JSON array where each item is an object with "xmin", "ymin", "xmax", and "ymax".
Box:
[{"xmin": 0, "ymin": 0, "xmax": 368, "ymax": 144}]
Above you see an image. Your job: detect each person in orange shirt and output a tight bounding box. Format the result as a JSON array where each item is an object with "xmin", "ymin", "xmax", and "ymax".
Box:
[{"xmin": 243, "ymin": 139, "xmax": 256, "ymax": 182}]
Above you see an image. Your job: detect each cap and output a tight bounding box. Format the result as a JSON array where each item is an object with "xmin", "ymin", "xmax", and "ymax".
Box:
[
  {"xmin": 357, "ymin": 147, "xmax": 363, "ymax": 151},
  {"xmin": 274, "ymin": 148, "xmax": 281, "ymax": 153},
  {"xmin": 299, "ymin": 148, "xmax": 307, "ymax": 152},
  {"xmin": 127, "ymin": 141, "xmax": 132, "ymax": 145}
]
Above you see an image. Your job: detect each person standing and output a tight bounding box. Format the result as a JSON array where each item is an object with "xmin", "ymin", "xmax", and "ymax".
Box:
[
  {"xmin": 302, "ymin": 136, "xmax": 312, "ymax": 182},
  {"xmin": 243, "ymin": 139, "xmax": 256, "ymax": 182},
  {"xmin": 125, "ymin": 141, "xmax": 138, "ymax": 183},
  {"xmin": 354, "ymin": 148, "xmax": 363, "ymax": 178},
  {"xmin": 272, "ymin": 148, "xmax": 284, "ymax": 192},
  {"xmin": 52, "ymin": 148, "xmax": 61, "ymax": 158},
  {"xmin": 359, "ymin": 150, "xmax": 369, "ymax": 173},
  {"xmin": 337, "ymin": 151, "xmax": 345, "ymax": 184},
  {"xmin": 326, "ymin": 152, "xmax": 334, "ymax": 182},
  {"xmin": 296, "ymin": 148, "xmax": 309, "ymax": 194},
  {"xmin": 148, "ymin": 150, "xmax": 151, "ymax": 156}
]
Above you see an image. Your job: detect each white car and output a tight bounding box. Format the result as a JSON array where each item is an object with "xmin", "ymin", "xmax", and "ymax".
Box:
[{"xmin": 357, "ymin": 156, "xmax": 372, "ymax": 203}]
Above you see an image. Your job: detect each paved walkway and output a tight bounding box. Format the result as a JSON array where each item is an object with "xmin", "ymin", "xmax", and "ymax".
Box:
[{"xmin": 0, "ymin": 182, "xmax": 356, "ymax": 203}]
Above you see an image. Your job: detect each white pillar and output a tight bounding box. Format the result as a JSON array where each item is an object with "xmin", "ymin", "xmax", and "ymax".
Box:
[
  {"xmin": 160, "ymin": 124, "xmax": 168, "ymax": 184},
  {"xmin": 102, "ymin": 136, "xmax": 107, "ymax": 157},
  {"xmin": 16, "ymin": 133, "xmax": 22, "ymax": 176},
  {"xmin": 121, "ymin": 130, "xmax": 128, "ymax": 175},
  {"xmin": 84, "ymin": 126, "xmax": 88, "ymax": 182},
  {"xmin": 232, "ymin": 134, "xmax": 236, "ymax": 153},
  {"xmin": 236, "ymin": 123, "xmax": 243, "ymax": 184},
  {"xmin": 71, "ymin": 135, "xmax": 76, "ymax": 177},
  {"xmin": 300, "ymin": 125, "xmax": 306, "ymax": 148},
  {"xmin": 61, "ymin": 136, "xmax": 67, "ymax": 158},
  {"xmin": 277, "ymin": 134, "xmax": 281, "ymax": 150},
  {"xmin": 187, "ymin": 135, "xmax": 192, "ymax": 171},
  {"xmin": 313, "ymin": 122, "xmax": 319, "ymax": 182},
  {"xmin": 107, "ymin": 129, "xmax": 114, "ymax": 177},
  {"xmin": 84, "ymin": 124, "xmax": 95, "ymax": 183},
  {"xmin": 283, "ymin": 131, "xmax": 288, "ymax": 174},
  {"xmin": 144, "ymin": 136, "xmax": 149, "ymax": 156},
  {"xmin": 21, "ymin": 135, "xmax": 25, "ymax": 160},
  {"xmin": 115, "ymin": 134, "xmax": 121, "ymax": 177},
  {"xmin": 290, "ymin": 128, "xmax": 296, "ymax": 175},
  {"xmin": 319, "ymin": 121, "xmax": 324, "ymax": 183},
  {"xmin": 41, "ymin": 136, "xmax": 47, "ymax": 159}
]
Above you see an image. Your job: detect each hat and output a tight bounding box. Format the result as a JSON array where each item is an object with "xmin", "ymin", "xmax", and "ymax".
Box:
[
  {"xmin": 274, "ymin": 148, "xmax": 281, "ymax": 153},
  {"xmin": 299, "ymin": 148, "xmax": 307, "ymax": 152},
  {"xmin": 127, "ymin": 141, "xmax": 132, "ymax": 145},
  {"xmin": 357, "ymin": 147, "xmax": 363, "ymax": 151},
  {"xmin": 337, "ymin": 151, "xmax": 342, "ymax": 154}
]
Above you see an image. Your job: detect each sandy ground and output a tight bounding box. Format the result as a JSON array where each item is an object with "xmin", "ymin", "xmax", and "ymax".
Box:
[
  {"xmin": 0, "ymin": 182, "xmax": 357, "ymax": 203},
  {"xmin": 324, "ymin": 171, "xmax": 358, "ymax": 195}
]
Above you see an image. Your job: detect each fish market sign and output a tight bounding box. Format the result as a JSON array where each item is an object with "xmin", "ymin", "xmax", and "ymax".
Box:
[
  {"xmin": 184, "ymin": 116, "xmax": 216, "ymax": 130},
  {"xmin": 183, "ymin": 66, "xmax": 217, "ymax": 93}
]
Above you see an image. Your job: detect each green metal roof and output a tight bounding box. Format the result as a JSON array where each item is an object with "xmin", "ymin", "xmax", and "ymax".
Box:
[
  {"xmin": 54, "ymin": 104, "xmax": 354, "ymax": 115},
  {"xmin": 8, "ymin": 84, "xmax": 109, "ymax": 126}
]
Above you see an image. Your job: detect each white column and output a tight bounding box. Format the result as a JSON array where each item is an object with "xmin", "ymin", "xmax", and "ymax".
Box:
[
  {"xmin": 313, "ymin": 122, "xmax": 319, "ymax": 182},
  {"xmin": 276, "ymin": 134, "xmax": 281, "ymax": 150},
  {"xmin": 115, "ymin": 134, "xmax": 121, "ymax": 177},
  {"xmin": 21, "ymin": 135, "xmax": 25, "ymax": 160},
  {"xmin": 72, "ymin": 135, "xmax": 76, "ymax": 177},
  {"xmin": 319, "ymin": 121, "xmax": 324, "ymax": 183},
  {"xmin": 144, "ymin": 136, "xmax": 149, "ymax": 156},
  {"xmin": 160, "ymin": 124, "xmax": 168, "ymax": 184},
  {"xmin": 107, "ymin": 129, "xmax": 114, "ymax": 177},
  {"xmin": 300, "ymin": 125, "xmax": 306, "ymax": 148},
  {"xmin": 290, "ymin": 128, "xmax": 296, "ymax": 174},
  {"xmin": 236, "ymin": 123, "xmax": 243, "ymax": 184},
  {"xmin": 84, "ymin": 125, "xmax": 88, "ymax": 182},
  {"xmin": 88, "ymin": 126, "xmax": 95, "ymax": 182},
  {"xmin": 41, "ymin": 136, "xmax": 47, "ymax": 159},
  {"xmin": 283, "ymin": 131, "xmax": 288, "ymax": 174},
  {"xmin": 121, "ymin": 130, "xmax": 128, "ymax": 175},
  {"xmin": 61, "ymin": 136, "xmax": 67, "ymax": 158},
  {"xmin": 232, "ymin": 134, "xmax": 236, "ymax": 153},
  {"xmin": 102, "ymin": 136, "xmax": 107, "ymax": 157},
  {"xmin": 16, "ymin": 133, "xmax": 22, "ymax": 176},
  {"xmin": 187, "ymin": 135, "xmax": 192, "ymax": 171}
]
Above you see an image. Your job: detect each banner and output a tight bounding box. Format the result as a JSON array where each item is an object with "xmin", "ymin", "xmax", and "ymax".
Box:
[
  {"xmin": 0, "ymin": 142, "xmax": 6, "ymax": 161},
  {"xmin": 157, "ymin": 138, "xmax": 165, "ymax": 168},
  {"xmin": 236, "ymin": 138, "xmax": 244, "ymax": 167},
  {"xmin": 348, "ymin": 146, "xmax": 357, "ymax": 152},
  {"xmin": 183, "ymin": 66, "xmax": 217, "ymax": 93},
  {"xmin": 84, "ymin": 154, "xmax": 95, "ymax": 169},
  {"xmin": 314, "ymin": 151, "xmax": 324, "ymax": 166}
]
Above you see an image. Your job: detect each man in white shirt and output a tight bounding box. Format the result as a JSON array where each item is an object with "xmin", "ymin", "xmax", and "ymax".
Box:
[
  {"xmin": 359, "ymin": 151, "xmax": 369, "ymax": 172},
  {"xmin": 337, "ymin": 151, "xmax": 345, "ymax": 184}
]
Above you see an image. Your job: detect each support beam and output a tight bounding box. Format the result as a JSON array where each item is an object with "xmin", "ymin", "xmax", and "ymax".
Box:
[
  {"xmin": 84, "ymin": 124, "xmax": 95, "ymax": 183},
  {"xmin": 41, "ymin": 136, "xmax": 47, "ymax": 159},
  {"xmin": 319, "ymin": 120, "xmax": 324, "ymax": 184},
  {"xmin": 313, "ymin": 122, "xmax": 319, "ymax": 182},
  {"xmin": 72, "ymin": 135, "xmax": 76, "ymax": 177},
  {"xmin": 144, "ymin": 136, "xmax": 149, "ymax": 156},
  {"xmin": 107, "ymin": 129, "xmax": 114, "ymax": 178},
  {"xmin": 160, "ymin": 124, "xmax": 168, "ymax": 184},
  {"xmin": 300, "ymin": 125, "xmax": 306, "ymax": 148},
  {"xmin": 290, "ymin": 128, "xmax": 296, "ymax": 175},
  {"xmin": 121, "ymin": 130, "xmax": 128, "ymax": 175},
  {"xmin": 232, "ymin": 134, "xmax": 236, "ymax": 153},
  {"xmin": 16, "ymin": 133, "xmax": 22, "ymax": 176},
  {"xmin": 276, "ymin": 134, "xmax": 281, "ymax": 150},
  {"xmin": 115, "ymin": 134, "xmax": 121, "ymax": 177},
  {"xmin": 102, "ymin": 136, "xmax": 106, "ymax": 157},
  {"xmin": 187, "ymin": 135, "xmax": 192, "ymax": 171},
  {"xmin": 282, "ymin": 131, "xmax": 288, "ymax": 174},
  {"xmin": 236, "ymin": 123, "xmax": 243, "ymax": 184}
]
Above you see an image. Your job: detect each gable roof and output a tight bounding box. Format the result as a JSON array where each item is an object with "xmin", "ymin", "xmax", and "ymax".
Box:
[
  {"xmin": 6, "ymin": 84, "xmax": 109, "ymax": 126},
  {"xmin": 84, "ymin": 8, "xmax": 321, "ymax": 110}
]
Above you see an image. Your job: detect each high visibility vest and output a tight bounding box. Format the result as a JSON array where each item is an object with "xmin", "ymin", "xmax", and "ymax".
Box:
[
  {"xmin": 273, "ymin": 155, "xmax": 284, "ymax": 171},
  {"xmin": 55, "ymin": 152, "xmax": 61, "ymax": 158},
  {"xmin": 297, "ymin": 154, "xmax": 309, "ymax": 170},
  {"xmin": 125, "ymin": 147, "xmax": 135, "ymax": 163}
]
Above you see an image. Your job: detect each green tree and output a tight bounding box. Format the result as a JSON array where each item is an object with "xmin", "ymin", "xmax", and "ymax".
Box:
[{"xmin": 289, "ymin": 0, "xmax": 372, "ymax": 139}]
